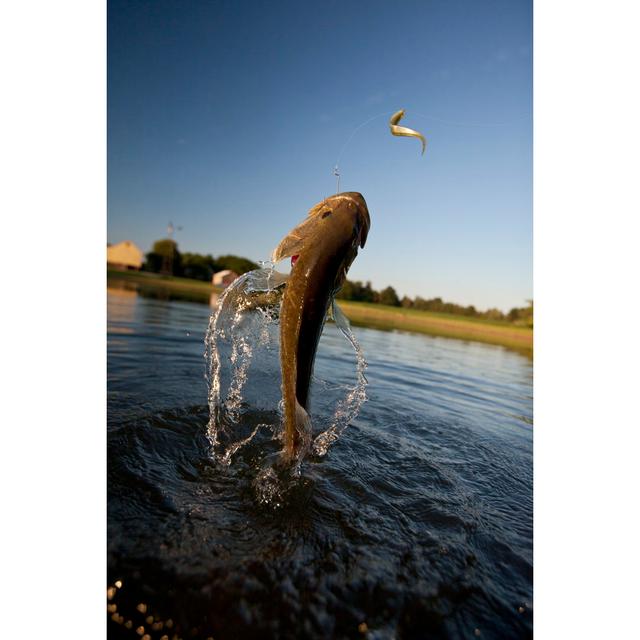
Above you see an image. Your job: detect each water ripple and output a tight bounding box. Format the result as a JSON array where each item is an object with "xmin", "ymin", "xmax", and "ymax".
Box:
[{"xmin": 107, "ymin": 289, "xmax": 532, "ymax": 639}]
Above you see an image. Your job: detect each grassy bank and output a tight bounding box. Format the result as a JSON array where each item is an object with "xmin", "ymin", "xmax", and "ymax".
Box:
[
  {"xmin": 108, "ymin": 269, "xmax": 532, "ymax": 355},
  {"xmin": 107, "ymin": 268, "xmax": 222, "ymax": 305},
  {"xmin": 338, "ymin": 300, "xmax": 532, "ymax": 355},
  {"xmin": 108, "ymin": 268, "xmax": 219, "ymax": 295}
]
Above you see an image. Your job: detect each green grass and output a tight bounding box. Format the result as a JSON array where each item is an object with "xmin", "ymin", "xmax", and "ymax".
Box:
[
  {"xmin": 337, "ymin": 299, "xmax": 532, "ymax": 356},
  {"xmin": 107, "ymin": 268, "xmax": 222, "ymax": 305},
  {"xmin": 107, "ymin": 269, "xmax": 532, "ymax": 356},
  {"xmin": 107, "ymin": 268, "xmax": 220, "ymax": 293}
]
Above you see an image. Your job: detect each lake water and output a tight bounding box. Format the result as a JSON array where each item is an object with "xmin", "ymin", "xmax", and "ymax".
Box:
[{"xmin": 107, "ymin": 285, "xmax": 533, "ymax": 639}]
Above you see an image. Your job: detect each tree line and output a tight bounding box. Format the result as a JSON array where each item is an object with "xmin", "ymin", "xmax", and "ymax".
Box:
[
  {"xmin": 336, "ymin": 279, "xmax": 533, "ymax": 327},
  {"xmin": 143, "ymin": 239, "xmax": 532, "ymax": 327},
  {"xmin": 143, "ymin": 239, "xmax": 258, "ymax": 280}
]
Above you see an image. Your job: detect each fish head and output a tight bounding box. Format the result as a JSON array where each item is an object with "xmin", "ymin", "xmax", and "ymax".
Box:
[
  {"xmin": 309, "ymin": 191, "xmax": 371, "ymax": 248},
  {"xmin": 326, "ymin": 192, "xmax": 370, "ymax": 249},
  {"xmin": 272, "ymin": 192, "xmax": 371, "ymax": 265}
]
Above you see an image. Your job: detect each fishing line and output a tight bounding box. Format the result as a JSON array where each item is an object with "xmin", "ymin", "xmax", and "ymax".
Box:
[
  {"xmin": 412, "ymin": 110, "xmax": 531, "ymax": 128},
  {"xmin": 331, "ymin": 108, "xmax": 531, "ymax": 192},
  {"xmin": 335, "ymin": 111, "xmax": 392, "ymax": 168},
  {"xmin": 333, "ymin": 111, "xmax": 391, "ymax": 193}
]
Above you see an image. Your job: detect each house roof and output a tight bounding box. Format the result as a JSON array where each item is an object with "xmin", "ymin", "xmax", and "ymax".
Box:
[{"xmin": 107, "ymin": 240, "xmax": 144, "ymax": 266}]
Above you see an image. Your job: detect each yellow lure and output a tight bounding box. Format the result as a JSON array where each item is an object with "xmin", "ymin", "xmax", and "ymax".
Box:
[{"xmin": 389, "ymin": 109, "xmax": 426, "ymax": 155}]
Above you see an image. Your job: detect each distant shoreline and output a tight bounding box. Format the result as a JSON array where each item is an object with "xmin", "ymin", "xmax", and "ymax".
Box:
[
  {"xmin": 107, "ymin": 268, "xmax": 221, "ymax": 294},
  {"xmin": 107, "ymin": 269, "xmax": 532, "ymax": 357},
  {"xmin": 338, "ymin": 300, "xmax": 532, "ymax": 356}
]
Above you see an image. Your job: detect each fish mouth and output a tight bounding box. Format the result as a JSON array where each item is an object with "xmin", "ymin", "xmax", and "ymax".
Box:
[
  {"xmin": 342, "ymin": 192, "xmax": 370, "ymax": 248},
  {"xmin": 319, "ymin": 192, "xmax": 370, "ymax": 249},
  {"xmin": 326, "ymin": 191, "xmax": 368, "ymax": 211}
]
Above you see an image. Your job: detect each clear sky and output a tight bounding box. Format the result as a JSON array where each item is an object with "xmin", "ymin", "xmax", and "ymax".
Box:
[{"xmin": 108, "ymin": 0, "xmax": 531, "ymax": 312}]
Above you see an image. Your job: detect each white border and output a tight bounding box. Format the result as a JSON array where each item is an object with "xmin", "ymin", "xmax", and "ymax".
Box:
[
  {"xmin": 535, "ymin": 0, "xmax": 640, "ymax": 636},
  {"xmin": 1, "ymin": 1, "xmax": 106, "ymax": 637},
  {"xmin": 3, "ymin": 0, "xmax": 640, "ymax": 637}
]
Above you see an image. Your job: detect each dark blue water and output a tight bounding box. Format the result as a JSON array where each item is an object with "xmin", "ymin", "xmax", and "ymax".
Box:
[{"xmin": 107, "ymin": 285, "xmax": 533, "ymax": 639}]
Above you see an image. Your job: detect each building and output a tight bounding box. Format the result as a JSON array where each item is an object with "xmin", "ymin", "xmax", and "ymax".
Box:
[
  {"xmin": 107, "ymin": 241, "xmax": 144, "ymax": 271},
  {"xmin": 212, "ymin": 269, "xmax": 239, "ymax": 288}
]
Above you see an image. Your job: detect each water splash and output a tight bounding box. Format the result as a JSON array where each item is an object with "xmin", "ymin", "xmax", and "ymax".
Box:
[
  {"xmin": 312, "ymin": 301, "xmax": 368, "ymax": 456},
  {"xmin": 204, "ymin": 267, "xmax": 368, "ymax": 471},
  {"xmin": 205, "ymin": 268, "xmax": 286, "ymax": 459}
]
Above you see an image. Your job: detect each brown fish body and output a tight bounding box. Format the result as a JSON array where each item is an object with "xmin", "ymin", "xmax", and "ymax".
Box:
[{"xmin": 273, "ymin": 192, "xmax": 370, "ymax": 462}]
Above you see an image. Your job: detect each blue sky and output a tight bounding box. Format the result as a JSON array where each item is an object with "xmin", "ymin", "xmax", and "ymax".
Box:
[{"xmin": 108, "ymin": 0, "xmax": 531, "ymax": 311}]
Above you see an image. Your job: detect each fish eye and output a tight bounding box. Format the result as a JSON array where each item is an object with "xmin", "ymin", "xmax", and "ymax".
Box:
[{"xmin": 321, "ymin": 209, "xmax": 333, "ymax": 218}]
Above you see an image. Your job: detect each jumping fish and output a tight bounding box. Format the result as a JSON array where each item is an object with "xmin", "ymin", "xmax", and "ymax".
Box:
[{"xmin": 272, "ymin": 192, "xmax": 371, "ymax": 463}]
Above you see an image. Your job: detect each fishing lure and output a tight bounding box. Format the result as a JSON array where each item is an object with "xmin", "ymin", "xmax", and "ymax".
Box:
[{"xmin": 389, "ymin": 109, "xmax": 426, "ymax": 154}]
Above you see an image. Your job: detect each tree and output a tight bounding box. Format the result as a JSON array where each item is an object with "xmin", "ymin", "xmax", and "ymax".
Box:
[
  {"xmin": 336, "ymin": 279, "xmax": 378, "ymax": 302},
  {"xmin": 144, "ymin": 252, "xmax": 163, "ymax": 273},
  {"xmin": 413, "ymin": 296, "xmax": 427, "ymax": 310},
  {"xmin": 336, "ymin": 279, "xmax": 359, "ymax": 300},
  {"xmin": 507, "ymin": 307, "xmax": 520, "ymax": 322},
  {"xmin": 181, "ymin": 252, "xmax": 219, "ymax": 281},
  {"xmin": 484, "ymin": 308, "xmax": 506, "ymax": 321},
  {"xmin": 378, "ymin": 286, "xmax": 400, "ymax": 307},
  {"xmin": 144, "ymin": 239, "xmax": 181, "ymax": 275},
  {"xmin": 361, "ymin": 281, "xmax": 376, "ymax": 303},
  {"xmin": 215, "ymin": 254, "xmax": 259, "ymax": 275},
  {"xmin": 507, "ymin": 300, "xmax": 533, "ymax": 327}
]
